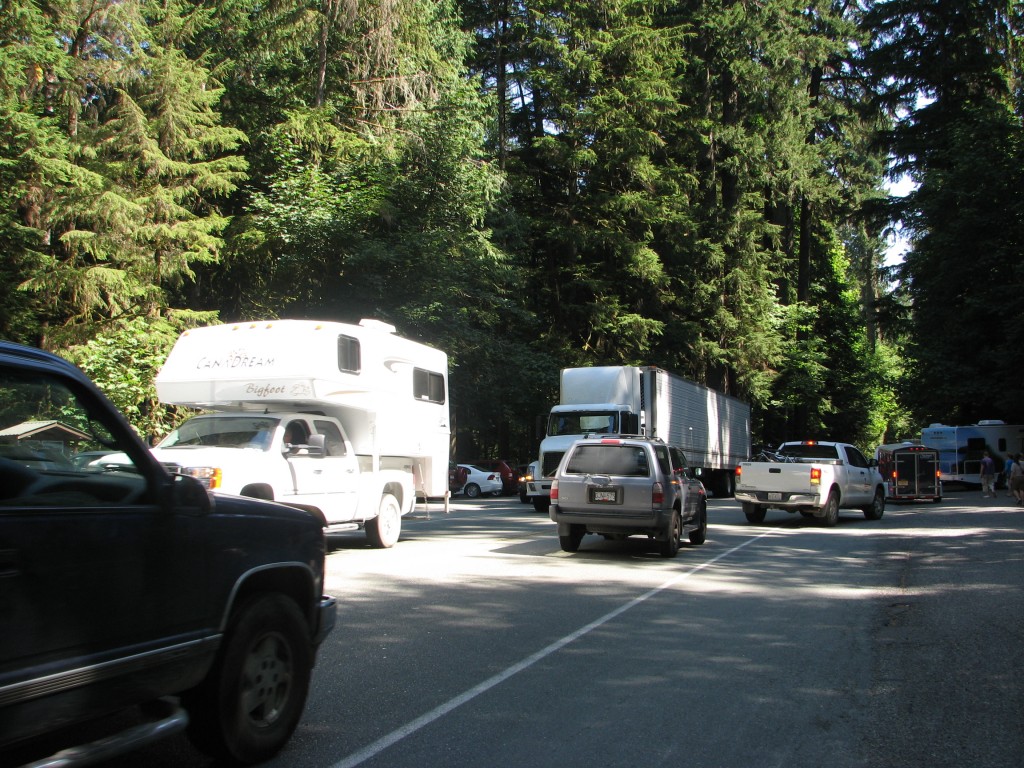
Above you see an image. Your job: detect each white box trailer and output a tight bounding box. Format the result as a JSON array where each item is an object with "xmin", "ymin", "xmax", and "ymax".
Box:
[
  {"xmin": 525, "ymin": 366, "xmax": 750, "ymax": 509},
  {"xmin": 150, "ymin": 319, "xmax": 450, "ymax": 547}
]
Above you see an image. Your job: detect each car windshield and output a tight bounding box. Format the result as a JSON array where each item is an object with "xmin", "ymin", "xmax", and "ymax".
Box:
[
  {"xmin": 548, "ymin": 411, "xmax": 617, "ymax": 436},
  {"xmin": 565, "ymin": 444, "xmax": 650, "ymax": 477},
  {"xmin": 159, "ymin": 415, "xmax": 281, "ymax": 450}
]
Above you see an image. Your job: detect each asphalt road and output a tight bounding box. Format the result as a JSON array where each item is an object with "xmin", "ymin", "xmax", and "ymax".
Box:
[{"xmin": 97, "ymin": 490, "xmax": 1024, "ymax": 768}]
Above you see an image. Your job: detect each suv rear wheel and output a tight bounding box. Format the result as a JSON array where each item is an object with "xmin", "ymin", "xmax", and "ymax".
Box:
[
  {"xmin": 659, "ymin": 511, "xmax": 681, "ymax": 558},
  {"xmin": 559, "ymin": 524, "xmax": 585, "ymax": 553}
]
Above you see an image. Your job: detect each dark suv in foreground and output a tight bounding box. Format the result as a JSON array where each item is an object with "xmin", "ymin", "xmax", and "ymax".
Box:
[
  {"xmin": 550, "ymin": 435, "xmax": 707, "ymax": 557},
  {"xmin": 0, "ymin": 341, "xmax": 336, "ymax": 766}
]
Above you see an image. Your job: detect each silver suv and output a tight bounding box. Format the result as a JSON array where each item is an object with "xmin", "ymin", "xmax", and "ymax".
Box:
[{"xmin": 549, "ymin": 435, "xmax": 707, "ymax": 557}]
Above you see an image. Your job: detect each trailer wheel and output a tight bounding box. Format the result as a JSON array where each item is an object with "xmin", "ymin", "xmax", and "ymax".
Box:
[
  {"xmin": 366, "ymin": 493, "xmax": 401, "ymax": 548},
  {"xmin": 742, "ymin": 502, "xmax": 766, "ymax": 524},
  {"xmin": 863, "ymin": 488, "xmax": 885, "ymax": 520}
]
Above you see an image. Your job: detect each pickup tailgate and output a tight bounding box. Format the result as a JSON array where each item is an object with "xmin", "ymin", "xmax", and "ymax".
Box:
[{"xmin": 736, "ymin": 462, "xmax": 822, "ymax": 497}]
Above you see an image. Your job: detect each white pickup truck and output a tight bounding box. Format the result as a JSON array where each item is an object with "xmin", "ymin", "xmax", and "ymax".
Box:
[{"xmin": 734, "ymin": 441, "xmax": 885, "ymax": 526}]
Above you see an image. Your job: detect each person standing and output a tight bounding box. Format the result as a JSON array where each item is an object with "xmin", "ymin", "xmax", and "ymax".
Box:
[
  {"xmin": 1005, "ymin": 454, "xmax": 1016, "ymax": 497},
  {"xmin": 1010, "ymin": 454, "xmax": 1024, "ymax": 505},
  {"xmin": 979, "ymin": 450, "xmax": 996, "ymax": 498}
]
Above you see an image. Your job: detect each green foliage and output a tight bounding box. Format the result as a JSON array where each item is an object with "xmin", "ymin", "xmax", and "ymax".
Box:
[
  {"xmin": 61, "ymin": 319, "xmax": 184, "ymax": 439},
  {"xmin": 5, "ymin": 0, "xmax": 1011, "ymax": 460},
  {"xmin": 868, "ymin": 0, "xmax": 1024, "ymax": 425}
]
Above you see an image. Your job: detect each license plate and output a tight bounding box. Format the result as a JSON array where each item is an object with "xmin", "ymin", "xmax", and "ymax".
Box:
[
  {"xmin": 768, "ymin": 491, "xmax": 782, "ymax": 501},
  {"xmin": 590, "ymin": 488, "xmax": 619, "ymax": 503}
]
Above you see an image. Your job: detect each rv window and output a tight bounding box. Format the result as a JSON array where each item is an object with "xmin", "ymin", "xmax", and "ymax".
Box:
[
  {"xmin": 337, "ymin": 335, "xmax": 361, "ymax": 374},
  {"xmin": 413, "ymin": 368, "xmax": 445, "ymax": 404}
]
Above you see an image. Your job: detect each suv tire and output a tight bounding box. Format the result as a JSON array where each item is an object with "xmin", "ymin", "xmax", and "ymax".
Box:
[
  {"xmin": 659, "ymin": 511, "xmax": 681, "ymax": 558},
  {"xmin": 688, "ymin": 504, "xmax": 708, "ymax": 545},
  {"xmin": 559, "ymin": 525, "xmax": 585, "ymax": 553},
  {"xmin": 185, "ymin": 593, "xmax": 313, "ymax": 765}
]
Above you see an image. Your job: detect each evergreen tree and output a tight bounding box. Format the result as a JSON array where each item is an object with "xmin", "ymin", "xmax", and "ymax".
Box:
[
  {"xmin": 2, "ymin": 0, "xmax": 245, "ymax": 349},
  {"xmin": 866, "ymin": 0, "xmax": 1024, "ymax": 424}
]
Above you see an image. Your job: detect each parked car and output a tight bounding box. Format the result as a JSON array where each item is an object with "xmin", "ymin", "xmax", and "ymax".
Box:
[
  {"xmin": 550, "ymin": 434, "xmax": 707, "ymax": 557},
  {"xmin": 449, "ymin": 461, "xmax": 469, "ymax": 494},
  {"xmin": 470, "ymin": 458, "xmax": 518, "ymax": 495},
  {"xmin": 457, "ymin": 464, "xmax": 504, "ymax": 498},
  {"xmin": 0, "ymin": 341, "xmax": 336, "ymax": 766}
]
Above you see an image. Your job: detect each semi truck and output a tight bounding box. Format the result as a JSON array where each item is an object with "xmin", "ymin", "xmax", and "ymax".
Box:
[
  {"xmin": 524, "ymin": 365, "xmax": 750, "ymax": 510},
  {"xmin": 143, "ymin": 319, "xmax": 450, "ymax": 547}
]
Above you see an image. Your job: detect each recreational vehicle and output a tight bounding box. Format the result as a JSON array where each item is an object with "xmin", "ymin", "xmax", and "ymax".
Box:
[
  {"xmin": 920, "ymin": 421, "xmax": 1024, "ymax": 487},
  {"xmin": 149, "ymin": 319, "xmax": 450, "ymax": 547}
]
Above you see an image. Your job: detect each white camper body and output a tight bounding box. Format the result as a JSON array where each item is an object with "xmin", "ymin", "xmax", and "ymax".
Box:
[
  {"xmin": 920, "ymin": 421, "xmax": 1024, "ymax": 487},
  {"xmin": 525, "ymin": 366, "xmax": 750, "ymax": 509},
  {"xmin": 152, "ymin": 319, "xmax": 450, "ymax": 547}
]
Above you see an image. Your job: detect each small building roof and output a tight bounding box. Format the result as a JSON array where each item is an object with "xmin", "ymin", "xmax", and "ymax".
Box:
[{"xmin": 0, "ymin": 420, "xmax": 92, "ymax": 443}]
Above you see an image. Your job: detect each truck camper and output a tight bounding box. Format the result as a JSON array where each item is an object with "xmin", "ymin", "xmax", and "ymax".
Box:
[{"xmin": 149, "ymin": 319, "xmax": 450, "ymax": 547}]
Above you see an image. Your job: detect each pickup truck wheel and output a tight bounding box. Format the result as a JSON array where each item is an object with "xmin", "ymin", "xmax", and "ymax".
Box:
[
  {"xmin": 863, "ymin": 488, "xmax": 885, "ymax": 520},
  {"xmin": 366, "ymin": 493, "xmax": 402, "ymax": 548},
  {"xmin": 821, "ymin": 490, "xmax": 840, "ymax": 527},
  {"xmin": 659, "ymin": 511, "xmax": 681, "ymax": 558},
  {"xmin": 742, "ymin": 502, "xmax": 766, "ymax": 524},
  {"xmin": 559, "ymin": 525, "xmax": 585, "ymax": 553},
  {"xmin": 464, "ymin": 482, "xmax": 481, "ymax": 499},
  {"xmin": 688, "ymin": 504, "xmax": 708, "ymax": 545},
  {"xmin": 184, "ymin": 594, "xmax": 312, "ymax": 765}
]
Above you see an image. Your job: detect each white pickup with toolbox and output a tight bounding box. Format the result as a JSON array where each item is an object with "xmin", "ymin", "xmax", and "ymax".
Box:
[
  {"xmin": 144, "ymin": 319, "xmax": 450, "ymax": 547},
  {"xmin": 734, "ymin": 441, "xmax": 885, "ymax": 526}
]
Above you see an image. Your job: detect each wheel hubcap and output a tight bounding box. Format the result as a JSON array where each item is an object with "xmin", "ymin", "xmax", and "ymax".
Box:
[{"xmin": 241, "ymin": 633, "xmax": 293, "ymax": 727}]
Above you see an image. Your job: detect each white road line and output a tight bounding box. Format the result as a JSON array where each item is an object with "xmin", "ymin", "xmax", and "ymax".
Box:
[{"xmin": 330, "ymin": 530, "xmax": 773, "ymax": 768}]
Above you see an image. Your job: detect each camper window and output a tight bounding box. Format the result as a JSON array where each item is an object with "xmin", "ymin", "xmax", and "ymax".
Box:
[
  {"xmin": 337, "ymin": 335, "xmax": 361, "ymax": 374},
  {"xmin": 414, "ymin": 368, "xmax": 445, "ymax": 404}
]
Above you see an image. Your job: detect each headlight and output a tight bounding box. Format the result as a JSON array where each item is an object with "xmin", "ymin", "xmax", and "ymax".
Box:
[{"xmin": 179, "ymin": 466, "xmax": 223, "ymax": 489}]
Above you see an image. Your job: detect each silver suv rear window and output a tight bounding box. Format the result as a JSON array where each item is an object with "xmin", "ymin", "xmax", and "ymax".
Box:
[{"xmin": 565, "ymin": 444, "xmax": 650, "ymax": 477}]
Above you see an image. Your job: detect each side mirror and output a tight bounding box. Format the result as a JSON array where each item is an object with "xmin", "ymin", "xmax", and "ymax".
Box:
[
  {"xmin": 306, "ymin": 434, "xmax": 326, "ymax": 457},
  {"xmin": 170, "ymin": 473, "xmax": 211, "ymax": 513}
]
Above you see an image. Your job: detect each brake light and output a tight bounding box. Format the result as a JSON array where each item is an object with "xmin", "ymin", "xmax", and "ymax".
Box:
[
  {"xmin": 652, "ymin": 481, "xmax": 664, "ymax": 505},
  {"xmin": 550, "ymin": 479, "xmax": 559, "ymax": 501},
  {"xmin": 735, "ymin": 465, "xmax": 742, "ymax": 479},
  {"xmin": 810, "ymin": 467, "xmax": 822, "ymax": 485}
]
